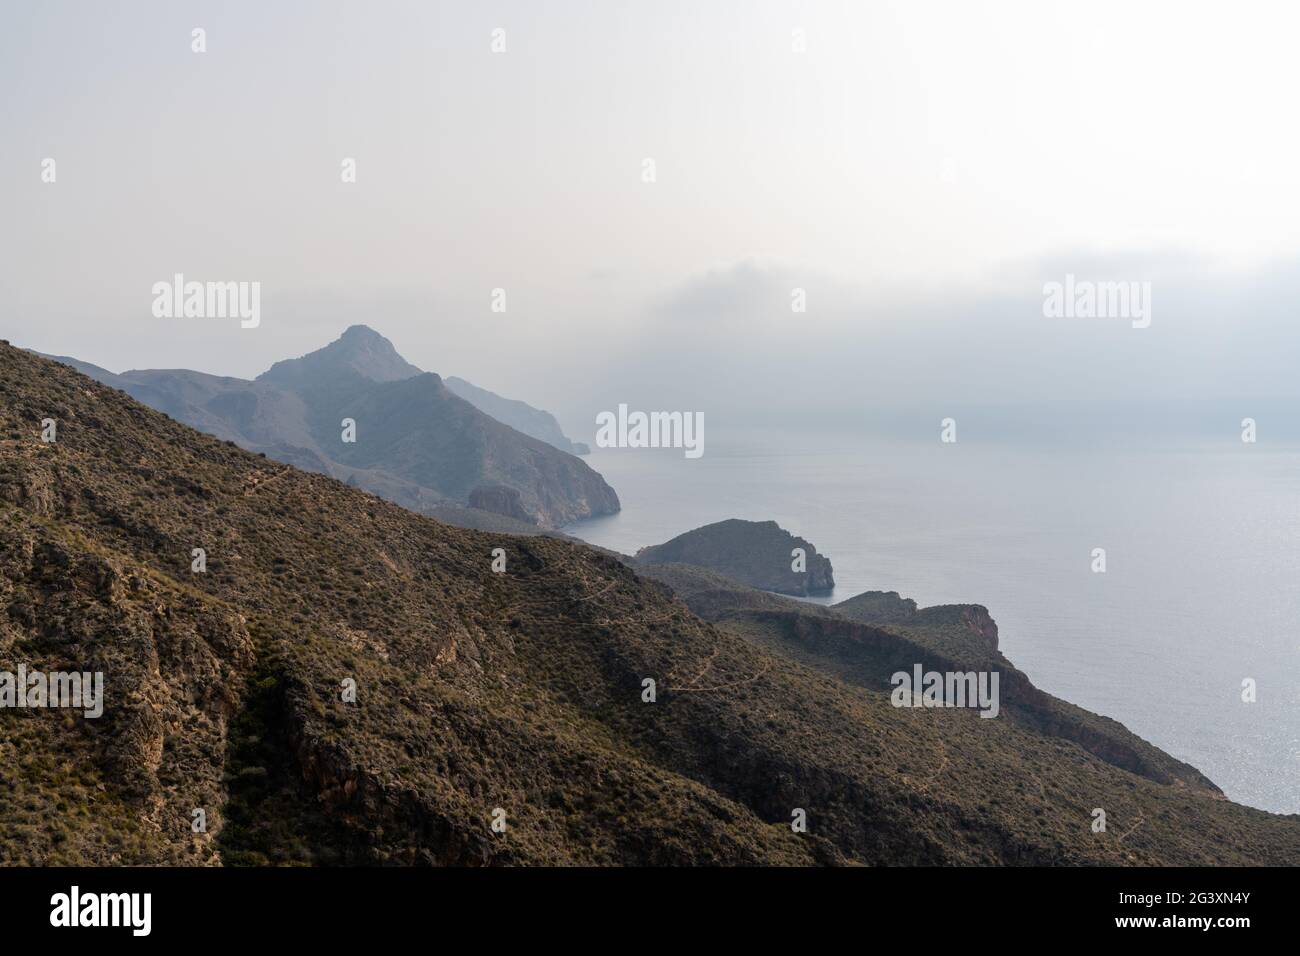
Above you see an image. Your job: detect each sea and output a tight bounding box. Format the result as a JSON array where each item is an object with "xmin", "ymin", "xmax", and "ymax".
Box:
[{"xmin": 564, "ymin": 430, "xmax": 1300, "ymax": 815}]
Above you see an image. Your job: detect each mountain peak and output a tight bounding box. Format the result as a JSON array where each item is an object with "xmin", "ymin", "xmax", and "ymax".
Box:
[
  {"xmin": 258, "ymin": 326, "xmax": 423, "ymax": 385},
  {"xmin": 338, "ymin": 323, "xmax": 385, "ymax": 343}
]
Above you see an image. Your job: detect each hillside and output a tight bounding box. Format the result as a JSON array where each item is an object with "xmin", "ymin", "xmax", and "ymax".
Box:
[
  {"xmin": 2, "ymin": 343, "xmax": 1298, "ymax": 865},
  {"xmin": 636, "ymin": 563, "xmax": 1217, "ymax": 792}
]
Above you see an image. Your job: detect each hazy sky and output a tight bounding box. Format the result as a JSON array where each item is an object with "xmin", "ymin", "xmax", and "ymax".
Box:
[{"xmin": 4, "ymin": 0, "xmax": 1299, "ymax": 436}]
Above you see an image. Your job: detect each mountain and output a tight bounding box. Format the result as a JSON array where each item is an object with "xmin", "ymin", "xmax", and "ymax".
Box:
[
  {"xmin": 258, "ymin": 325, "xmax": 590, "ymax": 454},
  {"xmin": 37, "ymin": 326, "xmax": 617, "ymax": 528},
  {"xmin": 636, "ymin": 519, "xmax": 834, "ymax": 595},
  {"xmin": 445, "ymin": 377, "xmax": 589, "ymax": 455},
  {"xmin": 260, "ymin": 323, "xmax": 424, "ymax": 386},
  {"xmin": 3, "ymin": 342, "xmax": 1299, "ymax": 866}
]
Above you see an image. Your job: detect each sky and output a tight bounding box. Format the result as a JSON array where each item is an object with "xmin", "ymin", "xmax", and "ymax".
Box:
[{"xmin": 3, "ymin": 0, "xmax": 1300, "ymax": 437}]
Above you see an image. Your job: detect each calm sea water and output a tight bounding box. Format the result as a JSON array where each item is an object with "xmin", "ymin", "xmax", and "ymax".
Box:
[{"xmin": 565, "ymin": 433, "xmax": 1300, "ymax": 815}]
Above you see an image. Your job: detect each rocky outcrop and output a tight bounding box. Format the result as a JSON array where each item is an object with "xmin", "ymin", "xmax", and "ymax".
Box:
[
  {"xmin": 468, "ymin": 485, "xmax": 532, "ymax": 523},
  {"xmin": 635, "ymin": 519, "xmax": 833, "ymax": 596},
  {"xmin": 834, "ymin": 592, "xmax": 1000, "ymax": 651},
  {"xmin": 0, "ymin": 517, "xmax": 255, "ymax": 865}
]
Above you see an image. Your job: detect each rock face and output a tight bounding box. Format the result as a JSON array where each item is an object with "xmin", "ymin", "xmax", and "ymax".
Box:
[
  {"xmin": 834, "ymin": 592, "xmax": 1000, "ymax": 651},
  {"xmin": 635, "ymin": 519, "xmax": 834, "ymax": 596},
  {"xmin": 4, "ymin": 343, "xmax": 1300, "ymax": 867},
  {"xmin": 39, "ymin": 326, "xmax": 619, "ymax": 529},
  {"xmin": 467, "ymin": 485, "xmax": 532, "ymax": 523},
  {"xmin": 0, "ymin": 518, "xmax": 255, "ymax": 865},
  {"xmin": 445, "ymin": 376, "xmax": 588, "ymax": 456}
]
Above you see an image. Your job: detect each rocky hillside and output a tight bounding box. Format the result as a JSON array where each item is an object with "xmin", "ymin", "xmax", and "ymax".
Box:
[
  {"xmin": 2, "ymin": 343, "xmax": 1298, "ymax": 866},
  {"xmin": 636, "ymin": 563, "xmax": 1218, "ymax": 793},
  {"xmin": 42, "ymin": 326, "xmax": 617, "ymax": 528},
  {"xmin": 636, "ymin": 519, "xmax": 834, "ymax": 596}
]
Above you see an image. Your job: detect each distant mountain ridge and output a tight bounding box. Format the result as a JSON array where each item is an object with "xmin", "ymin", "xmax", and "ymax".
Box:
[
  {"xmin": 445, "ymin": 376, "xmax": 589, "ymax": 455},
  {"xmin": 38, "ymin": 326, "xmax": 616, "ymax": 528},
  {"xmin": 257, "ymin": 326, "xmax": 590, "ymax": 455}
]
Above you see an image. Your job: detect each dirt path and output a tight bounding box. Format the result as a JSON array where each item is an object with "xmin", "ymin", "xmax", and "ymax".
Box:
[{"xmin": 242, "ymin": 466, "xmax": 293, "ymax": 496}]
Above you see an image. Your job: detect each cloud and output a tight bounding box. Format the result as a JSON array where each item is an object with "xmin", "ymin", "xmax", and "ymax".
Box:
[{"xmin": 556, "ymin": 251, "xmax": 1300, "ymax": 440}]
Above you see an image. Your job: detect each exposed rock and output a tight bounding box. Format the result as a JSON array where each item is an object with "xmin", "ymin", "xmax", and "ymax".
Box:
[
  {"xmin": 834, "ymin": 592, "xmax": 999, "ymax": 650},
  {"xmin": 0, "ymin": 517, "xmax": 254, "ymax": 864},
  {"xmin": 467, "ymin": 485, "xmax": 532, "ymax": 523}
]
